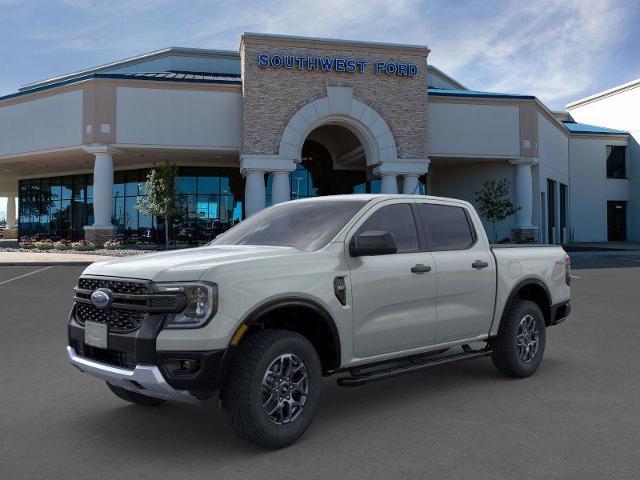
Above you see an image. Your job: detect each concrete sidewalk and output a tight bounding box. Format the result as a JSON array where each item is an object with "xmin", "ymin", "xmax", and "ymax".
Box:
[{"xmin": 0, "ymin": 251, "xmax": 115, "ymax": 266}]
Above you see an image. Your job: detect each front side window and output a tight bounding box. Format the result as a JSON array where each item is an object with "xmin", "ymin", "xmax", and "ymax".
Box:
[
  {"xmin": 607, "ymin": 145, "xmax": 626, "ymax": 179},
  {"xmin": 418, "ymin": 203, "xmax": 475, "ymax": 251},
  {"xmin": 211, "ymin": 200, "xmax": 368, "ymax": 252},
  {"xmin": 356, "ymin": 203, "xmax": 419, "ymax": 253}
]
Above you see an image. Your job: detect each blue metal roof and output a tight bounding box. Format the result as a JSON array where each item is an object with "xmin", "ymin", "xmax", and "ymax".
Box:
[
  {"xmin": 428, "ymin": 87, "xmax": 535, "ymax": 100},
  {"xmin": 562, "ymin": 121, "xmax": 628, "ymax": 135},
  {"xmin": 0, "ymin": 71, "xmax": 242, "ymax": 102}
]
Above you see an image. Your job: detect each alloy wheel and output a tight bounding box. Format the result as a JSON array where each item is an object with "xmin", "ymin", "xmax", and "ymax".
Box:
[{"xmin": 261, "ymin": 353, "xmax": 309, "ymax": 425}]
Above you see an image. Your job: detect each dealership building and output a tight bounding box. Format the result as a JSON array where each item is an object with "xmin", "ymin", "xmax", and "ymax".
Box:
[{"xmin": 0, "ymin": 33, "xmax": 637, "ymax": 245}]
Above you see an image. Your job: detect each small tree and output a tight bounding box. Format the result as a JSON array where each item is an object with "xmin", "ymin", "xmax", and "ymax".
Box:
[
  {"xmin": 474, "ymin": 179, "xmax": 520, "ymax": 242},
  {"xmin": 136, "ymin": 161, "xmax": 181, "ymax": 249}
]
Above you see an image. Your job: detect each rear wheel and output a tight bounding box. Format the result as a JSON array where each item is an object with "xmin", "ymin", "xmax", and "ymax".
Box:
[
  {"xmin": 221, "ymin": 329, "xmax": 322, "ymax": 448},
  {"xmin": 106, "ymin": 382, "xmax": 165, "ymax": 406},
  {"xmin": 492, "ymin": 299, "xmax": 546, "ymax": 378}
]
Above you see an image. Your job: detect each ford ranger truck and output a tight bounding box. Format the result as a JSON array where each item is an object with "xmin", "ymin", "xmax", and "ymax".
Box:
[{"xmin": 67, "ymin": 194, "xmax": 571, "ymax": 448}]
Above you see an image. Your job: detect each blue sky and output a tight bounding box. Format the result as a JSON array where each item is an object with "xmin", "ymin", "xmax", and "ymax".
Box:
[
  {"xmin": 1, "ymin": 0, "xmax": 640, "ymax": 217},
  {"xmin": 1, "ymin": 0, "xmax": 639, "ymax": 108}
]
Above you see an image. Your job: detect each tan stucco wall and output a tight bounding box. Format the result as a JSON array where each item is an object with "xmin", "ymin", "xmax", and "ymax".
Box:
[{"xmin": 240, "ymin": 35, "xmax": 429, "ymax": 160}]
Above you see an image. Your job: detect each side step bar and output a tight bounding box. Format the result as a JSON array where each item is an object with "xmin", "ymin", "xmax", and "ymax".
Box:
[{"xmin": 337, "ymin": 347, "xmax": 492, "ymax": 387}]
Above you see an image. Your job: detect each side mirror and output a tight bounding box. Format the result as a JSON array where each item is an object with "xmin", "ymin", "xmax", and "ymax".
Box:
[{"xmin": 349, "ymin": 230, "xmax": 398, "ymax": 257}]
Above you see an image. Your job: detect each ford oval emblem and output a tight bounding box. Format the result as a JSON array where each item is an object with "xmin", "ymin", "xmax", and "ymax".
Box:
[{"xmin": 91, "ymin": 288, "xmax": 113, "ymax": 309}]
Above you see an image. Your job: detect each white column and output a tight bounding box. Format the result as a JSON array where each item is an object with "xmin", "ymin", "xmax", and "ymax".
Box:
[
  {"xmin": 91, "ymin": 151, "xmax": 114, "ymax": 227},
  {"xmin": 6, "ymin": 195, "xmax": 16, "ymax": 228},
  {"xmin": 380, "ymin": 174, "xmax": 398, "ymax": 194},
  {"xmin": 402, "ymin": 174, "xmax": 420, "ymax": 195},
  {"xmin": 244, "ymin": 170, "xmax": 266, "ymax": 216},
  {"xmin": 510, "ymin": 158, "xmax": 536, "ymax": 229},
  {"xmin": 271, "ymin": 171, "xmax": 291, "ymax": 205}
]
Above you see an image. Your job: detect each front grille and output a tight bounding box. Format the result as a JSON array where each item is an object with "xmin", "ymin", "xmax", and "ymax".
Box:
[
  {"xmin": 73, "ymin": 339, "xmax": 136, "ymax": 369},
  {"xmin": 78, "ymin": 277, "xmax": 152, "ymax": 295},
  {"xmin": 74, "ymin": 276, "xmax": 184, "ymax": 334},
  {"xmin": 76, "ymin": 302, "xmax": 146, "ymax": 333}
]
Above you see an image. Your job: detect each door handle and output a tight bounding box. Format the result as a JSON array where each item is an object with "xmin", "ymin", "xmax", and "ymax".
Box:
[
  {"xmin": 472, "ymin": 260, "xmax": 489, "ymax": 269},
  {"xmin": 411, "ymin": 264, "xmax": 432, "ymax": 274}
]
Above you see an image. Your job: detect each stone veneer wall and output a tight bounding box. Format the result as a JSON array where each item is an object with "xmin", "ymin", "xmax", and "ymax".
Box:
[{"xmin": 241, "ymin": 37, "xmax": 428, "ymax": 160}]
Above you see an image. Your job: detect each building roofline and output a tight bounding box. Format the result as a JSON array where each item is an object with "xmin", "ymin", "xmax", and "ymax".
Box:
[
  {"xmin": 2, "ymin": 72, "xmax": 241, "ymax": 103},
  {"xmin": 562, "ymin": 120, "xmax": 629, "ymax": 135},
  {"xmin": 428, "ymin": 87, "xmax": 535, "ymax": 100},
  {"xmin": 240, "ymin": 32, "xmax": 430, "ymax": 56},
  {"xmin": 565, "ymin": 78, "xmax": 640, "ymax": 109},
  {"xmin": 427, "ymin": 65, "xmax": 466, "ymax": 90},
  {"xmin": 19, "ymin": 47, "xmax": 240, "ymax": 92}
]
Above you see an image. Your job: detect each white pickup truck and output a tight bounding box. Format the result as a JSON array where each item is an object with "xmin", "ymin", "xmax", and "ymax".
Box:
[{"xmin": 67, "ymin": 194, "xmax": 571, "ymax": 448}]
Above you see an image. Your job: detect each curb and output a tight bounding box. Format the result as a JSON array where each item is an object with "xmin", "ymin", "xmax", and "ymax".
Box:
[{"xmin": 0, "ymin": 262, "xmax": 95, "ymax": 266}]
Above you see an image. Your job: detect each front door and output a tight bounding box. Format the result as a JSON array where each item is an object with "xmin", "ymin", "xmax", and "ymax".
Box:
[
  {"xmin": 347, "ymin": 201, "xmax": 438, "ymax": 359},
  {"xmin": 415, "ymin": 201, "xmax": 496, "ymax": 343},
  {"xmin": 607, "ymin": 201, "xmax": 627, "ymax": 241}
]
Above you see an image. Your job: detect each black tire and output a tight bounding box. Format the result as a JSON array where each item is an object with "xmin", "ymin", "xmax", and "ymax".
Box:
[
  {"xmin": 106, "ymin": 382, "xmax": 165, "ymax": 406},
  {"xmin": 492, "ymin": 299, "xmax": 546, "ymax": 378},
  {"xmin": 221, "ymin": 329, "xmax": 322, "ymax": 449}
]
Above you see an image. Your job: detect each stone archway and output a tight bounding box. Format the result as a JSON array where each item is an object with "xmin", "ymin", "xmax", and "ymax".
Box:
[
  {"xmin": 278, "ymin": 86, "xmax": 398, "ymax": 166},
  {"xmin": 240, "ymin": 86, "xmax": 430, "ymax": 216}
]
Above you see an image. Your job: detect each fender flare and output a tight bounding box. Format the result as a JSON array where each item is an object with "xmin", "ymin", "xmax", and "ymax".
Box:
[
  {"xmin": 238, "ymin": 297, "xmax": 342, "ymax": 369},
  {"xmin": 497, "ymin": 277, "xmax": 553, "ymax": 330}
]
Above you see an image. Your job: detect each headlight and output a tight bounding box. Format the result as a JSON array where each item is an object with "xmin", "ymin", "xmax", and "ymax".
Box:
[{"xmin": 155, "ymin": 282, "xmax": 218, "ymax": 328}]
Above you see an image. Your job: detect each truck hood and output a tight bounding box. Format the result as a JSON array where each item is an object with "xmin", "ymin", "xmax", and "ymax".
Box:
[{"xmin": 82, "ymin": 245, "xmax": 301, "ymax": 282}]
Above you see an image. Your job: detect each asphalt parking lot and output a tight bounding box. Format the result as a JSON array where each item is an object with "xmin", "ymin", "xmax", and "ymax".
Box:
[{"xmin": 1, "ymin": 255, "xmax": 639, "ymax": 479}]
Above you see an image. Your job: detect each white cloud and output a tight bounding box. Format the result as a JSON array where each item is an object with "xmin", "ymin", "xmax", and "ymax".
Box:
[
  {"xmin": 426, "ymin": 0, "xmax": 631, "ymax": 107},
  {"xmin": 2, "ymin": 0, "xmax": 635, "ymax": 108}
]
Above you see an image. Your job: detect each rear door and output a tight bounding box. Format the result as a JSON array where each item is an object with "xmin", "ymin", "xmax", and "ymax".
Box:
[
  {"xmin": 346, "ymin": 200, "xmax": 438, "ymax": 358},
  {"xmin": 415, "ymin": 201, "xmax": 496, "ymax": 343}
]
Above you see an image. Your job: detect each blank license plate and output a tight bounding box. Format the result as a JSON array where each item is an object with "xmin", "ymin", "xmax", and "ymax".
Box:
[{"xmin": 85, "ymin": 321, "xmax": 108, "ymax": 349}]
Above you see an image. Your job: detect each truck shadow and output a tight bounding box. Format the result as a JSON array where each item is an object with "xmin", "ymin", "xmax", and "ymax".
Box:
[{"xmin": 66, "ymin": 356, "xmax": 565, "ymax": 457}]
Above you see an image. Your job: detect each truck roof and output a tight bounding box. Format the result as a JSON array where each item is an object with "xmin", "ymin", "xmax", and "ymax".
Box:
[{"xmin": 289, "ymin": 194, "xmax": 473, "ymax": 206}]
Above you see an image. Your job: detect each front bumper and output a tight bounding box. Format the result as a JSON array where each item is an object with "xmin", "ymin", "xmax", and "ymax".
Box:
[
  {"xmin": 67, "ymin": 346, "xmax": 198, "ymax": 402},
  {"xmin": 68, "ymin": 306, "xmax": 228, "ymax": 400}
]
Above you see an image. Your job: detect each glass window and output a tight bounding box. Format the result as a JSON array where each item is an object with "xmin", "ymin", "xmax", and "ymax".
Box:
[
  {"xmin": 125, "ymin": 170, "xmax": 139, "ymax": 197},
  {"xmin": 198, "ymin": 175, "xmax": 219, "ymax": 195},
  {"xmin": 356, "ymin": 203, "xmax": 419, "ymax": 253},
  {"xmin": 113, "ymin": 197, "xmax": 125, "ymax": 229},
  {"xmin": 213, "ymin": 200, "xmax": 368, "ymax": 252},
  {"xmin": 113, "ymin": 171, "xmax": 125, "ymax": 199},
  {"xmin": 418, "ymin": 203, "xmax": 475, "ymax": 251},
  {"xmin": 72, "ymin": 175, "xmax": 86, "ymax": 202},
  {"xmin": 606, "ymin": 145, "xmax": 626, "ymax": 179},
  {"xmin": 176, "ymin": 174, "xmax": 197, "ymax": 194},
  {"xmin": 61, "ymin": 177, "xmax": 73, "ymax": 200},
  {"xmin": 87, "ymin": 175, "xmax": 93, "ymax": 200},
  {"xmin": 124, "ymin": 197, "xmax": 138, "ymax": 231}
]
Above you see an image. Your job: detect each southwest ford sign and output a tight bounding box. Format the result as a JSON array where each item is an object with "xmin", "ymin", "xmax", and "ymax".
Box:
[{"xmin": 257, "ymin": 54, "xmax": 418, "ymax": 77}]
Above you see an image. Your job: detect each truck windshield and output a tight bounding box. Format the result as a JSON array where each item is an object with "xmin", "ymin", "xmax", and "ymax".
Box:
[{"xmin": 210, "ymin": 200, "xmax": 368, "ymax": 251}]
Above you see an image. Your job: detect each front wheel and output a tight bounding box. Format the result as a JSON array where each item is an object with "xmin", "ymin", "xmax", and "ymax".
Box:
[
  {"xmin": 491, "ymin": 299, "xmax": 546, "ymax": 378},
  {"xmin": 221, "ymin": 329, "xmax": 322, "ymax": 448}
]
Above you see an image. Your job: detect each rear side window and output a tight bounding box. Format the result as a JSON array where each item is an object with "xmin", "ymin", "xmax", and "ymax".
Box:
[
  {"xmin": 356, "ymin": 203, "xmax": 419, "ymax": 253},
  {"xmin": 417, "ymin": 203, "xmax": 475, "ymax": 251}
]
